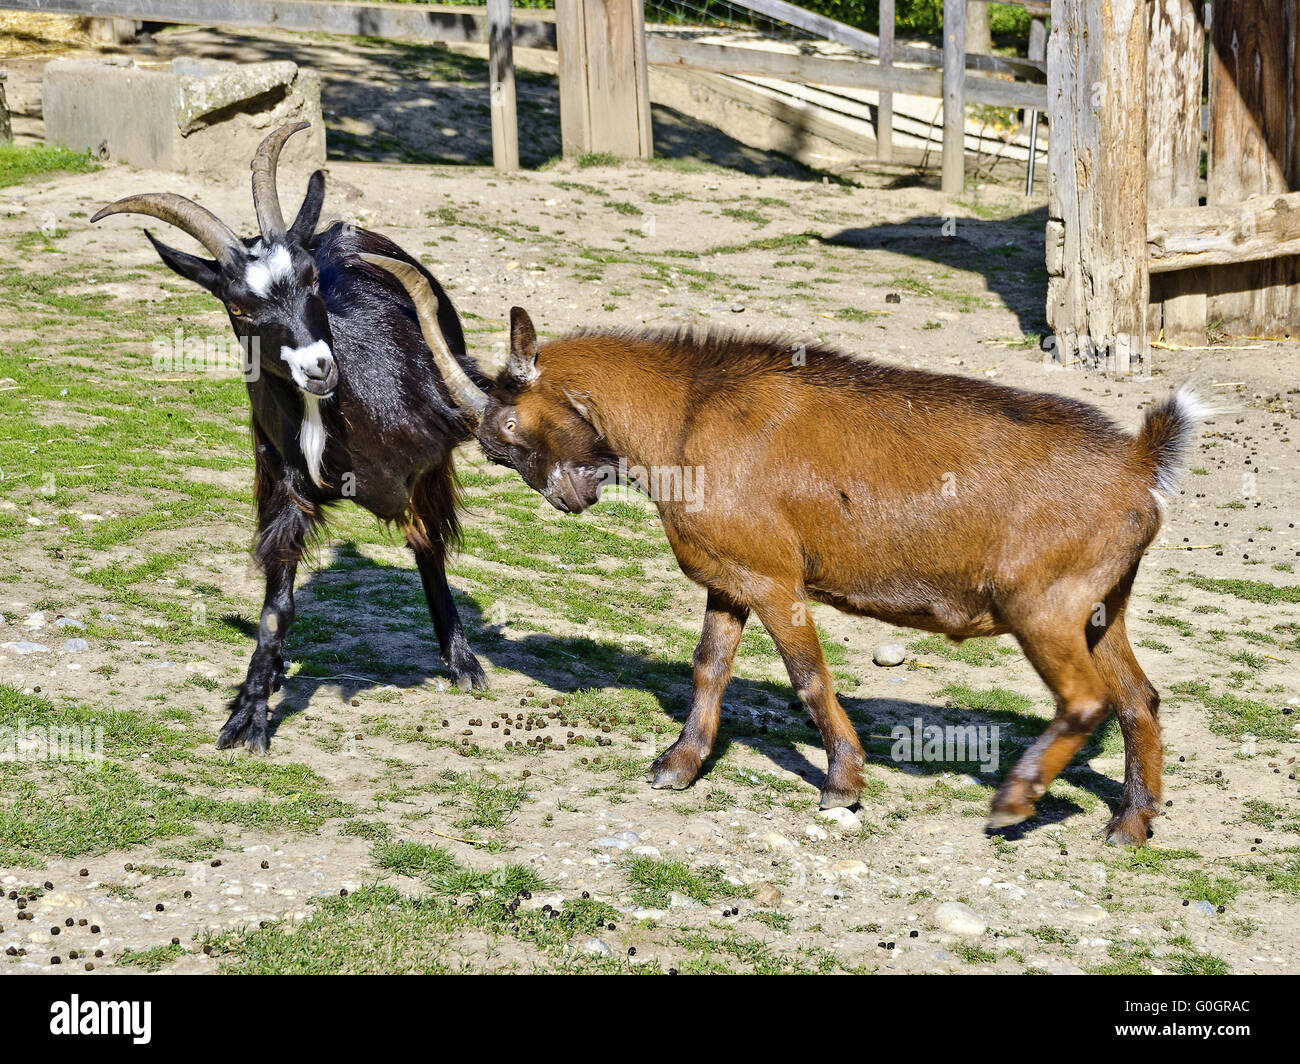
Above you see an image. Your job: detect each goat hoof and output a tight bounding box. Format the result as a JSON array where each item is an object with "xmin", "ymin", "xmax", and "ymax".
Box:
[
  {"xmin": 649, "ymin": 748, "xmax": 701, "ymax": 790},
  {"xmin": 245, "ymin": 732, "xmax": 270, "ymax": 756},
  {"xmin": 1105, "ymin": 811, "xmax": 1152, "ymax": 847},
  {"xmin": 985, "ymin": 805, "xmax": 1034, "ymax": 833},
  {"xmin": 650, "ymin": 766, "xmax": 697, "ymax": 790},
  {"xmin": 451, "ymin": 658, "xmax": 488, "ymax": 692},
  {"xmin": 818, "ymin": 787, "xmax": 860, "ymax": 811}
]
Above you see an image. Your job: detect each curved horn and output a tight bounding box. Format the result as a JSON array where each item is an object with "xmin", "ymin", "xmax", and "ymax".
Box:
[
  {"xmin": 91, "ymin": 192, "xmax": 243, "ymax": 269},
  {"xmin": 250, "ymin": 121, "xmax": 309, "ymax": 243},
  {"xmin": 360, "ymin": 254, "xmax": 489, "ymax": 424}
]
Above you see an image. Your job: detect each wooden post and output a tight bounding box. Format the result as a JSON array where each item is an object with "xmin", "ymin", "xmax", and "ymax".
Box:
[
  {"xmin": 941, "ymin": 0, "xmax": 966, "ymax": 195},
  {"xmin": 1045, "ymin": 0, "xmax": 1149, "ymax": 374},
  {"xmin": 1146, "ymin": 0, "xmax": 1205, "ymax": 345},
  {"xmin": 556, "ymin": 0, "xmax": 653, "ymax": 160},
  {"xmin": 1024, "ymin": 17, "xmax": 1046, "ymax": 194},
  {"xmin": 1207, "ymin": 0, "xmax": 1300, "ymax": 338},
  {"xmin": 877, "ymin": 0, "xmax": 894, "ymax": 162},
  {"xmin": 488, "ymin": 0, "xmax": 519, "ymax": 170},
  {"xmin": 0, "ymin": 74, "xmax": 11, "ymax": 145},
  {"xmin": 88, "ymin": 17, "xmax": 138, "ymax": 44}
]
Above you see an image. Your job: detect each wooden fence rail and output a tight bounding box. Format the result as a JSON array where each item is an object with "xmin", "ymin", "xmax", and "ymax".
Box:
[{"xmin": 0, "ymin": 0, "xmax": 558, "ymax": 46}]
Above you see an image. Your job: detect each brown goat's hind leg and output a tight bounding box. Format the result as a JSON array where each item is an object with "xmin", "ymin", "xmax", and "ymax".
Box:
[
  {"xmin": 755, "ymin": 589, "xmax": 865, "ymax": 809},
  {"xmin": 1092, "ymin": 615, "xmax": 1162, "ymax": 846},
  {"xmin": 989, "ymin": 623, "xmax": 1110, "ymax": 831},
  {"xmin": 650, "ymin": 590, "xmax": 748, "ymax": 790}
]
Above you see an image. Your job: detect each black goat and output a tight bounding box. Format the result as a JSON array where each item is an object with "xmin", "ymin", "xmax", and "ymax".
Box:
[{"xmin": 93, "ymin": 122, "xmax": 488, "ymax": 753}]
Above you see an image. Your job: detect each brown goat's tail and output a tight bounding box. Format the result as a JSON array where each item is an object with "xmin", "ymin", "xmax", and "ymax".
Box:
[{"xmin": 1135, "ymin": 383, "xmax": 1213, "ymax": 508}]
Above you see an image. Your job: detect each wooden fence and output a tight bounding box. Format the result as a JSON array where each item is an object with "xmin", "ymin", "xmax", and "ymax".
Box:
[{"xmin": 0, "ymin": 0, "xmax": 1048, "ymax": 184}]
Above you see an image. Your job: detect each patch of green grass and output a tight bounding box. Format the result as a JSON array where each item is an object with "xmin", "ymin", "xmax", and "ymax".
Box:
[
  {"xmin": 0, "ymin": 685, "xmax": 349, "ymax": 864},
  {"xmin": 952, "ymin": 942, "xmax": 997, "ymax": 964},
  {"xmin": 1108, "ymin": 846, "xmax": 1199, "ymax": 873},
  {"xmin": 911, "ymin": 634, "xmax": 1014, "ymax": 667},
  {"xmin": 1184, "ymin": 574, "xmax": 1300, "ymax": 605},
  {"xmin": 577, "ymin": 152, "xmax": 619, "ymax": 168},
  {"xmin": 624, "ymin": 855, "xmax": 738, "ymax": 908},
  {"xmin": 1025, "ymin": 926, "xmax": 1078, "ymax": 946},
  {"xmin": 1170, "ymin": 949, "xmax": 1231, "ymax": 975},
  {"xmin": 834, "ymin": 306, "xmax": 879, "ymax": 322},
  {"xmin": 0, "ymin": 143, "xmax": 99, "ymax": 188},
  {"xmin": 935, "ymin": 682, "xmax": 1035, "ymax": 717},
  {"xmin": 116, "ymin": 943, "xmax": 186, "ymax": 971},
  {"xmin": 204, "ymin": 884, "xmax": 628, "ymax": 974},
  {"xmin": 373, "ymin": 840, "xmax": 547, "ymax": 898},
  {"xmin": 1090, "ymin": 944, "xmax": 1155, "ymax": 975}
]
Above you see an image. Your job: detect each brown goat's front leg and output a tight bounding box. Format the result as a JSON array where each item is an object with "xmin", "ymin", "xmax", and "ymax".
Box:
[
  {"xmin": 755, "ymin": 589, "xmax": 865, "ymax": 809},
  {"xmin": 650, "ymin": 590, "xmax": 748, "ymax": 790}
]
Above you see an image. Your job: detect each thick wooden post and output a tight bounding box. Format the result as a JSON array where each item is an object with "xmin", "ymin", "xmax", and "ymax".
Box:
[
  {"xmin": 1146, "ymin": 0, "xmax": 1205, "ymax": 345},
  {"xmin": 556, "ymin": 0, "xmax": 653, "ymax": 160},
  {"xmin": 1207, "ymin": 0, "xmax": 1300, "ymax": 338},
  {"xmin": 488, "ymin": 0, "xmax": 519, "ymax": 170},
  {"xmin": 877, "ymin": 0, "xmax": 894, "ymax": 162},
  {"xmin": 1045, "ymin": 0, "xmax": 1149, "ymax": 373},
  {"xmin": 941, "ymin": 0, "xmax": 966, "ymax": 195}
]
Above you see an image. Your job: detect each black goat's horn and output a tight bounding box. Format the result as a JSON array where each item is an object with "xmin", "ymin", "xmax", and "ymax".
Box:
[
  {"xmin": 91, "ymin": 192, "xmax": 243, "ymax": 268},
  {"xmin": 250, "ymin": 121, "xmax": 309, "ymax": 243},
  {"xmin": 361, "ymin": 254, "xmax": 489, "ymax": 424}
]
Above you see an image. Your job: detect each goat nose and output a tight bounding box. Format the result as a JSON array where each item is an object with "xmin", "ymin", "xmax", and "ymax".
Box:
[{"xmin": 305, "ymin": 354, "xmax": 333, "ymax": 380}]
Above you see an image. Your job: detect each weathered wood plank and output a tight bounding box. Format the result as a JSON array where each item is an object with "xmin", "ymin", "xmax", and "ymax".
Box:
[
  {"xmin": 487, "ymin": 0, "xmax": 519, "ymax": 170},
  {"xmin": 644, "ymin": 37, "xmax": 1046, "ymax": 110},
  {"xmin": 1046, "ymin": 0, "xmax": 1149, "ymax": 374},
  {"xmin": 556, "ymin": 0, "xmax": 651, "ymax": 159},
  {"xmin": 1149, "ymin": 191, "xmax": 1300, "ymax": 272},
  {"xmin": 555, "ymin": 0, "xmax": 587, "ymax": 157},
  {"xmin": 0, "ymin": 0, "xmax": 560, "ymax": 47},
  {"xmin": 722, "ymin": 0, "xmax": 1045, "ymax": 78},
  {"xmin": 941, "ymin": 0, "xmax": 966, "ymax": 196},
  {"xmin": 1207, "ymin": 0, "xmax": 1300, "ymax": 337},
  {"xmin": 1146, "ymin": 0, "xmax": 1205, "ymax": 343}
]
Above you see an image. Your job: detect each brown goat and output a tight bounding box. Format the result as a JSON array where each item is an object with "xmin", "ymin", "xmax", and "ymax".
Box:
[{"xmin": 366, "ymin": 254, "xmax": 1207, "ymax": 845}]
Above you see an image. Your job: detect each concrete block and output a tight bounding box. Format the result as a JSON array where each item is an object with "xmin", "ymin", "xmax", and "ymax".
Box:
[{"xmin": 42, "ymin": 57, "xmax": 324, "ymax": 174}]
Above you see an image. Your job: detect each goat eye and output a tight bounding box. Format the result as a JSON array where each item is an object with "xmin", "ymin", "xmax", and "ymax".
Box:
[
  {"xmin": 228, "ymin": 305, "xmax": 243, "ymax": 317},
  {"xmin": 503, "ymin": 417, "xmax": 517, "ymax": 433}
]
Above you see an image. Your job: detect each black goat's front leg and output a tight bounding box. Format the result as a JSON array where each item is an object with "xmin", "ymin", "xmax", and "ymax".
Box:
[
  {"xmin": 220, "ymin": 428, "xmax": 314, "ymax": 753},
  {"xmin": 219, "ymin": 556, "xmax": 296, "ymax": 753},
  {"xmin": 413, "ymin": 544, "xmax": 487, "ymax": 690}
]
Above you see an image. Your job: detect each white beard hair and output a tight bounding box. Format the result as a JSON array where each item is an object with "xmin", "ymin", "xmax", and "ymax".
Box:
[{"xmin": 300, "ymin": 393, "xmax": 327, "ymax": 488}]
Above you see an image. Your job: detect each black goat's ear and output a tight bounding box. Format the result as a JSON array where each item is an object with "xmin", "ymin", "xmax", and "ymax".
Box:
[
  {"xmin": 144, "ymin": 229, "xmax": 223, "ymax": 297},
  {"xmin": 289, "ymin": 170, "xmax": 326, "ymax": 242},
  {"xmin": 508, "ymin": 306, "xmax": 538, "ymax": 383}
]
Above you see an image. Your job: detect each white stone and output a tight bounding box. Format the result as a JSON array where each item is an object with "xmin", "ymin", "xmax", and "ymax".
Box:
[{"xmin": 933, "ymin": 900, "xmax": 987, "ymax": 937}]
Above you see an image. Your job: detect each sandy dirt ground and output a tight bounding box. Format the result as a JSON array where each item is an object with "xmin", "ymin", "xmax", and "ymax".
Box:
[{"xmin": 0, "ymin": 26, "xmax": 1297, "ymax": 975}]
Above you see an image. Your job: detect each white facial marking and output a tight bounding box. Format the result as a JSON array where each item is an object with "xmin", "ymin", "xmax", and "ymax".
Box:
[
  {"xmin": 243, "ymin": 243, "xmax": 293, "ymax": 297},
  {"xmin": 300, "ymin": 393, "xmax": 327, "ymax": 488},
  {"xmin": 280, "ymin": 340, "xmax": 334, "ymax": 391}
]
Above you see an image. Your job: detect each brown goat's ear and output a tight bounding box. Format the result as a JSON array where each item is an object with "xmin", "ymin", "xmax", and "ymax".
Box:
[{"xmin": 508, "ymin": 306, "xmax": 539, "ymax": 383}]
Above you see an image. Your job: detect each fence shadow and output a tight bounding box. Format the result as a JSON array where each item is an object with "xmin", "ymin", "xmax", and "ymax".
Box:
[{"xmin": 822, "ymin": 206, "xmax": 1050, "ymax": 336}]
